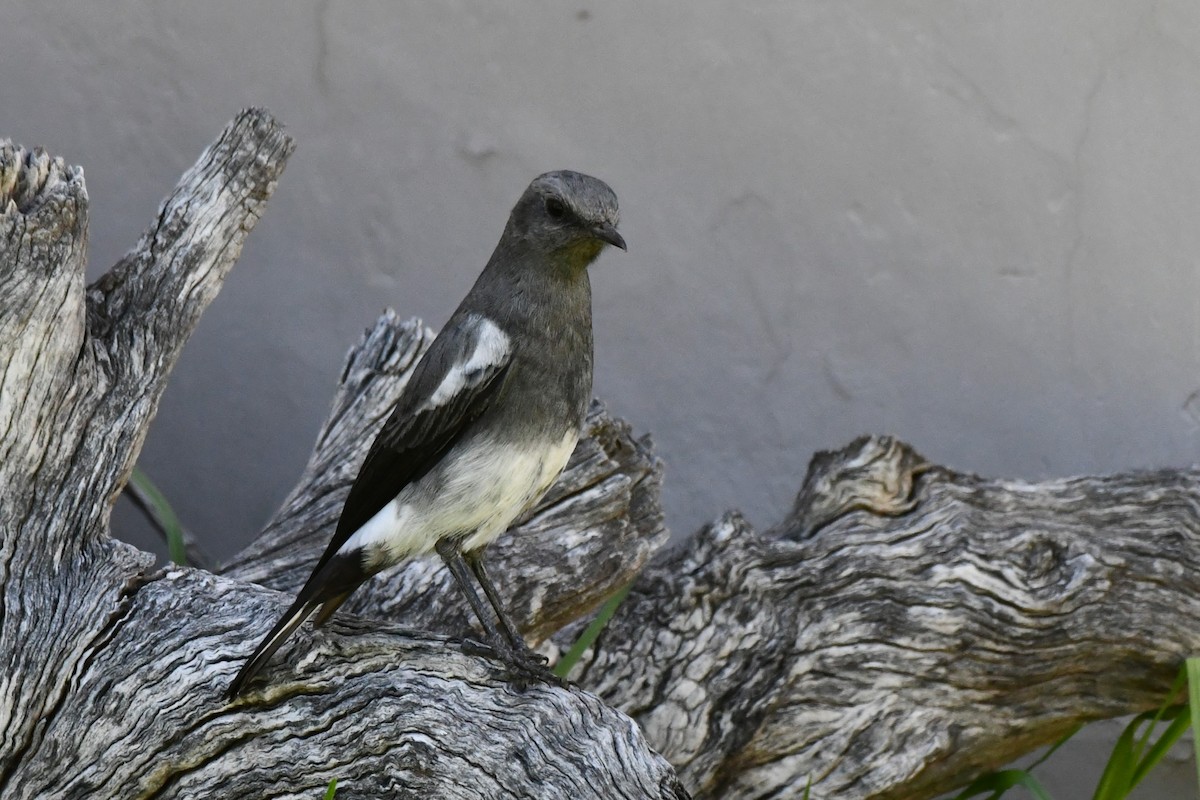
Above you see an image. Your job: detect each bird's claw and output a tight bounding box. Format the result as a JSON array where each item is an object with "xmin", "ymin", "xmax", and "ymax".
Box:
[
  {"xmin": 458, "ymin": 637, "xmax": 566, "ymax": 689},
  {"xmin": 505, "ymin": 643, "xmax": 564, "ymax": 689}
]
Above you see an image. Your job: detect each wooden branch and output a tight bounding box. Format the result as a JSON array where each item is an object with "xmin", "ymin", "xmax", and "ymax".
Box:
[
  {"xmin": 7, "ymin": 110, "xmax": 1196, "ymax": 800},
  {"xmin": 1, "ymin": 110, "xmax": 294, "ymax": 792},
  {"xmin": 17, "ymin": 569, "xmax": 683, "ymax": 799},
  {"xmin": 0, "ymin": 112, "xmax": 688, "ymax": 799},
  {"xmin": 566, "ymin": 436, "xmax": 1200, "ymax": 799},
  {"xmin": 219, "ymin": 327, "xmax": 1200, "ymax": 800}
]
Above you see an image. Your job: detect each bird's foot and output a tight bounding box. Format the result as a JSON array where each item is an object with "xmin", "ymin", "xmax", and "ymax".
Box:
[
  {"xmin": 458, "ymin": 637, "xmax": 565, "ymax": 690},
  {"xmin": 501, "ymin": 644, "xmax": 566, "ymax": 690}
]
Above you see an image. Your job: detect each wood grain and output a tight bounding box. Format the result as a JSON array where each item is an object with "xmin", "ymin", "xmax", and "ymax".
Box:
[{"xmin": 5, "ymin": 109, "xmax": 1194, "ymax": 800}]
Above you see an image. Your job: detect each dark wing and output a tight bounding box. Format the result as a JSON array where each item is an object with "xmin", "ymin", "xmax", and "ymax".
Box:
[
  {"xmin": 321, "ymin": 313, "xmax": 513, "ymax": 564},
  {"xmin": 226, "ymin": 315, "xmax": 514, "ymax": 698}
]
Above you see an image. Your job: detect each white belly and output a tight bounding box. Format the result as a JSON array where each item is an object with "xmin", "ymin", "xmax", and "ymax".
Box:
[{"xmin": 342, "ymin": 429, "xmax": 578, "ymax": 564}]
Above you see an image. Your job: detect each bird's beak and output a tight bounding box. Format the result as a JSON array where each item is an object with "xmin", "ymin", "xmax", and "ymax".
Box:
[{"xmin": 592, "ymin": 221, "xmax": 627, "ymax": 251}]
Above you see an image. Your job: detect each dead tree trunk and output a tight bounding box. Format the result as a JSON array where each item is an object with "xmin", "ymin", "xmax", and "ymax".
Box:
[
  {"xmin": 3, "ymin": 110, "xmax": 1197, "ymax": 800},
  {"xmin": 0, "ymin": 110, "xmax": 683, "ymax": 800}
]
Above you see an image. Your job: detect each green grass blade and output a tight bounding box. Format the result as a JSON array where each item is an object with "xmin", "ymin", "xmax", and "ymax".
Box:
[
  {"xmin": 952, "ymin": 724, "xmax": 1079, "ymax": 800},
  {"xmin": 1091, "ymin": 714, "xmax": 1141, "ymax": 800},
  {"xmin": 1017, "ymin": 772, "xmax": 1056, "ymax": 800},
  {"xmin": 1128, "ymin": 707, "xmax": 1188, "ymax": 789},
  {"xmin": 129, "ymin": 467, "xmax": 188, "ymax": 565},
  {"xmin": 1027, "ymin": 723, "xmax": 1084, "ymax": 772},
  {"xmin": 554, "ymin": 582, "xmax": 633, "ymax": 678},
  {"xmin": 1122, "ymin": 706, "xmax": 1183, "ymax": 789},
  {"xmin": 324, "ymin": 777, "xmax": 337, "ymax": 799},
  {"xmin": 1125, "ymin": 665, "xmax": 1190, "ymax": 790},
  {"xmin": 959, "ymin": 663, "xmax": 1194, "ymax": 800},
  {"xmin": 1094, "ymin": 663, "xmax": 1190, "ymax": 799},
  {"xmin": 952, "ymin": 768, "xmax": 1055, "ymax": 800},
  {"xmin": 1130, "ymin": 664, "xmax": 1188, "ymax": 764},
  {"xmin": 1188, "ymin": 658, "xmax": 1200, "ymax": 792}
]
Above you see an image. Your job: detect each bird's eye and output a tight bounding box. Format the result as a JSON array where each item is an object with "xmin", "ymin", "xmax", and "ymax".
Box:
[{"xmin": 544, "ymin": 197, "xmax": 567, "ymax": 220}]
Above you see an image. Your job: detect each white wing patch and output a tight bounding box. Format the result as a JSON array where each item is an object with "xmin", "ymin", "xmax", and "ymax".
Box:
[
  {"xmin": 342, "ymin": 499, "xmax": 414, "ymax": 556},
  {"xmin": 426, "ymin": 315, "xmax": 510, "ymax": 408}
]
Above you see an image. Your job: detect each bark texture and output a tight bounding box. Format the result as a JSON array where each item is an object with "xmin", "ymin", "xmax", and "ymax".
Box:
[
  {"xmin": 0, "ymin": 110, "xmax": 684, "ymax": 800},
  {"xmin": 3, "ymin": 110, "xmax": 1197, "ymax": 800},
  {"xmin": 573, "ymin": 437, "xmax": 1200, "ymax": 799}
]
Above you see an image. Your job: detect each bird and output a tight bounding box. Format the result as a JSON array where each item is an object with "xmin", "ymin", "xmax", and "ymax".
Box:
[{"xmin": 227, "ymin": 170, "xmax": 624, "ymax": 699}]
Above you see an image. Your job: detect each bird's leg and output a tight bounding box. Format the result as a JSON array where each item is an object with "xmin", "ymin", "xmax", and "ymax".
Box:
[
  {"xmin": 435, "ymin": 538, "xmax": 561, "ymax": 688},
  {"xmin": 435, "ymin": 538, "xmax": 507, "ymax": 651},
  {"xmin": 463, "ymin": 548, "xmax": 548, "ymax": 668}
]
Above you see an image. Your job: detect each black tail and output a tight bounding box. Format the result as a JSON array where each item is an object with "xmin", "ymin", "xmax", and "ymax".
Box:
[
  {"xmin": 226, "ymin": 594, "xmax": 321, "ymax": 700},
  {"xmin": 226, "ymin": 551, "xmax": 370, "ymax": 700}
]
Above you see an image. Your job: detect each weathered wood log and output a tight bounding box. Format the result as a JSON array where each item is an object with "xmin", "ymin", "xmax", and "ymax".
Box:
[
  {"xmin": 0, "ymin": 110, "xmax": 686, "ymax": 799},
  {"xmin": 568, "ymin": 436, "xmax": 1200, "ymax": 799},
  {"xmin": 5, "ymin": 109, "xmax": 1198, "ymax": 800}
]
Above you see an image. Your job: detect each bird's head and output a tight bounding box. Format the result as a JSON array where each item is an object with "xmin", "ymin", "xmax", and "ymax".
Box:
[{"xmin": 506, "ymin": 170, "xmax": 625, "ymax": 271}]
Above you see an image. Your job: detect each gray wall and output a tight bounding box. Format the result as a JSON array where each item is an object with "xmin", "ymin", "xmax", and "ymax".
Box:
[{"xmin": 4, "ymin": 2, "xmax": 1199, "ymax": 797}]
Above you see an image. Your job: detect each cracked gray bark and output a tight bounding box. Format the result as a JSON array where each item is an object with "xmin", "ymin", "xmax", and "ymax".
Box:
[
  {"xmin": 4, "ymin": 108, "xmax": 1195, "ymax": 800},
  {"xmin": 0, "ymin": 110, "xmax": 684, "ymax": 800},
  {"xmin": 569, "ymin": 437, "xmax": 1200, "ymax": 799}
]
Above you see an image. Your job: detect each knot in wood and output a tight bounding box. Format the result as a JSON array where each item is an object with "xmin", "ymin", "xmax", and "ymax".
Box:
[{"xmin": 1003, "ymin": 530, "xmax": 1098, "ymax": 602}]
